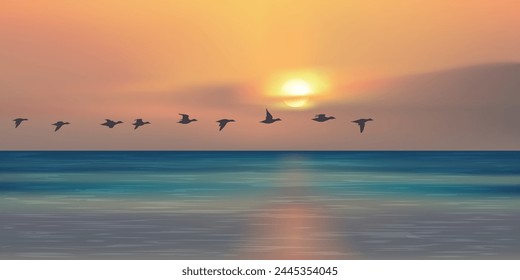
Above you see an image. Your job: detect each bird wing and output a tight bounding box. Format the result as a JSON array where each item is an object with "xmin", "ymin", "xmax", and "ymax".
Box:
[
  {"xmin": 218, "ymin": 121, "xmax": 227, "ymax": 131},
  {"xmin": 265, "ymin": 109, "xmax": 273, "ymax": 121},
  {"xmin": 317, "ymin": 114, "xmax": 325, "ymax": 118},
  {"xmin": 54, "ymin": 124, "xmax": 61, "ymax": 132},
  {"xmin": 14, "ymin": 120, "xmax": 22, "ymax": 128},
  {"xmin": 359, "ymin": 122, "xmax": 365, "ymax": 133},
  {"xmin": 105, "ymin": 119, "xmax": 112, "ymax": 122},
  {"xmin": 179, "ymin": 114, "xmax": 189, "ymax": 122}
]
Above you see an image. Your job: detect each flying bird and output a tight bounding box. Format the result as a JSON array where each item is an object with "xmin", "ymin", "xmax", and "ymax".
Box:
[
  {"xmin": 132, "ymin": 119, "xmax": 150, "ymax": 130},
  {"xmin": 13, "ymin": 118, "xmax": 28, "ymax": 128},
  {"xmin": 352, "ymin": 118, "xmax": 373, "ymax": 133},
  {"xmin": 312, "ymin": 114, "xmax": 335, "ymax": 122},
  {"xmin": 216, "ymin": 119, "xmax": 235, "ymax": 131},
  {"xmin": 101, "ymin": 119, "xmax": 123, "ymax": 128},
  {"xmin": 260, "ymin": 109, "xmax": 281, "ymax": 124},
  {"xmin": 178, "ymin": 114, "xmax": 198, "ymax": 124},
  {"xmin": 52, "ymin": 121, "xmax": 70, "ymax": 132}
]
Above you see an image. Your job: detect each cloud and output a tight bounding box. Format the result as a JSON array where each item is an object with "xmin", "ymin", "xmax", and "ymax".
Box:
[
  {"xmin": 1, "ymin": 63, "xmax": 519, "ymax": 150},
  {"xmin": 323, "ymin": 63, "xmax": 520, "ymax": 149},
  {"xmin": 166, "ymin": 84, "xmax": 253, "ymax": 107}
]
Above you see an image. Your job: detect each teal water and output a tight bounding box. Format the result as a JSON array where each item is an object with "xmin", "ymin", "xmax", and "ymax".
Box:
[{"xmin": 0, "ymin": 151, "xmax": 519, "ymax": 259}]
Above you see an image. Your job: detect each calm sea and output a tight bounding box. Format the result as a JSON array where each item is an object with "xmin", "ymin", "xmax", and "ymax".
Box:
[{"xmin": 0, "ymin": 151, "xmax": 519, "ymax": 259}]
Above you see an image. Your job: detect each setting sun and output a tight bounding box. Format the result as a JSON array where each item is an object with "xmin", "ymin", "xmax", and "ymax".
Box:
[
  {"xmin": 281, "ymin": 79, "xmax": 312, "ymax": 96},
  {"xmin": 281, "ymin": 79, "xmax": 312, "ymax": 108},
  {"xmin": 264, "ymin": 69, "xmax": 331, "ymax": 109}
]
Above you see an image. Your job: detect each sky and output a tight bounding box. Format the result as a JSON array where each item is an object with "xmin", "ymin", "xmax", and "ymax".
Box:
[{"xmin": 1, "ymin": 0, "xmax": 519, "ymax": 150}]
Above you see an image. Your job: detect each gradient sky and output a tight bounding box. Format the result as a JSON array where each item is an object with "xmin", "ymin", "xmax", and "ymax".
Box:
[{"xmin": 1, "ymin": 0, "xmax": 519, "ymax": 150}]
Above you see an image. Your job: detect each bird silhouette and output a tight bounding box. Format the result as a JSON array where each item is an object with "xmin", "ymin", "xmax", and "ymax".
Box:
[
  {"xmin": 132, "ymin": 119, "xmax": 150, "ymax": 130},
  {"xmin": 52, "ymin": 121, "xmax": 70, "ymax": 132},
  {"xmin": 260, "ymin": 109, "xmax": 281, "ymax": 124},
  {"xmin": 13, "ymin": 118, "xmax": 28, "ymax": 128},
  {"xmin": 101, "ymin": 119, "xmax": 123, "ymax": 128},
  {"xmin": 352, "ymin": 118, "xmax": 373, "ymax": 133},
  {"xmin": 178, "ymin": 114, "xmax": 197, "ymax": 124},
  {"xmin": 312, "ymin": 114, "xmax": 335, "ymax": 122},
  {"xmin": 216, "ymin": 119, "xmax": 235, "ymax": 131}
]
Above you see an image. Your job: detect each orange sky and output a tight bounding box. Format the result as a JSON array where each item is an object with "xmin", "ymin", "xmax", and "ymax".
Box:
[{"xmin": 1, "ymin": 1, "xmax": 519, "ymax": 150}]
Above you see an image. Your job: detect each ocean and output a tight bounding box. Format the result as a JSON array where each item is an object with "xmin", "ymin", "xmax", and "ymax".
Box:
[{"xmin": 0, "ymin": 151, "xmax": 519, "ymax": 259}]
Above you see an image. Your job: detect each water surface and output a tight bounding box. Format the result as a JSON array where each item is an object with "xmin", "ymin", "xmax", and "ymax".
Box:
[{"xmin": 0, "ymin": 151, "xmax": 519, "ymax": 259}]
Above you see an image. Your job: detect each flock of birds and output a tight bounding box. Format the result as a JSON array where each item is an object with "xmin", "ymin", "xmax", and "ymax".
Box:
[{"xmin": 12, "ymin": 109, "xmax": 374, "ymax": 133}]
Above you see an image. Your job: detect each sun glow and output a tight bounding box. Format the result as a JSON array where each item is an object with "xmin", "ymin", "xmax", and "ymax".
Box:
[
  {"xmin": 283, "ymin": 97, "xmax": 309, "ymax": 108},
  {"xmin": 281, "ymin": 79, "xmax": 312, "ymax": 108},
  {"xmin": 282, "ymin": 79, "xmax": 312, "ymax": 96},
  {"xmin": 265, "ymin": 70, "xmax": 330, "ymax": 109}
]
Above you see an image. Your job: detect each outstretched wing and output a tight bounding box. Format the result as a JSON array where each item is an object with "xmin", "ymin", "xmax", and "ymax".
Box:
[
  {"xmin": 14, "ymin": 120, "xmax": 22, "ymax": 128},
  {"xmin": 54, "ymin": 124, "xmax": 61, "ymax": 132},
  {"xmin": 265, "ymin": 109, "xmax": 273, "ymax": 121},
  {"xmin": 179, "ymin": 114, "xmax": 189, "ymax": 122},
  {"xmin": 359, "ymin": 122, "xmax": 365, "ymax": 133},
  {"xmin": 218, "ymin": 121, "xmax": 227, "ymax": 131}
]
